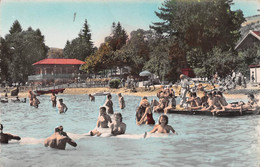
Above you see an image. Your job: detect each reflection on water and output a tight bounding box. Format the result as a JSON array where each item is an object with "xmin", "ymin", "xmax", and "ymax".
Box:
[{"xmin": 0, "ymin": 94, "xmax": 260, "ymax": 167}]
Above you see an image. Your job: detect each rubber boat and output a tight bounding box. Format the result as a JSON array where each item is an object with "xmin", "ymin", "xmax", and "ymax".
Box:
[{"xmin": 35, "ymin": 88, "xmax": 65, "ymax": 95}]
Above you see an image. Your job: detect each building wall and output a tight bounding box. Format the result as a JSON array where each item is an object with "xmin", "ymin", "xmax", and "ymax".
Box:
[
  {"xmin": 238, "ymin": 34, "xmax": 260, "ymax": 50},
  {"xmin": 250, "ymin": 67, "xmax": 260, "ymax": 83},
  {"xmin": 35, "ymin": 64, "xmax": 80, "ymax": 75},
  {"xmin": 30, "ymin": 64, "xmax": 82, "ymax": 86}
]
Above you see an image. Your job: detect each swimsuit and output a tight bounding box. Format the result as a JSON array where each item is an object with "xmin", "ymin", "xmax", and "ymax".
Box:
[{"xmin": 146, "ymin": 113, "xmax": 155, "ymax": 124}]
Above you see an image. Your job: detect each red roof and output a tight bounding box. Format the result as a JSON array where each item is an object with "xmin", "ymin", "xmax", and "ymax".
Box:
[
  {"xmin": 252, "ymin": 31, "xmax": 260, "ymax": 37},
  {"xmin": 33, "ymin": 59, "xmax": 85, "ymax": 65},
  {"xmin": 249, "ymin": 64, "xmax": 260, "ymax": 68}
]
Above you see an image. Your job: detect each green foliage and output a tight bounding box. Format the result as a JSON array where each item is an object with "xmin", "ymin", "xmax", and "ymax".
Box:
[
  {"xmin": 150, "ymin": 0, "xmax": 245, "ymax": 80},
  {"xmin": 63, "ymin": 19, "xmax": 94, "ymax": 61},
  {"xmin": 0, "ymin": 38, "xmax": 11, "ymax": 82},
  {"xmin": 1, "ymin": 20, "xmax": 48, "ymax": 83},
  {"xmin": 236, "ymin": 44, "xmax": 260, "ymax": 77},
  {"xmin": 78, "ymin": 19, "xmax": 93, "ymax": 47},
  {"xmin": 191, "ymin": 47, "xmax": 236, "ymax": 78},
  {"xmin": 9, "ymin": 20, "xmax": 22, "ymax": 34},
  {"xmin": 106, "ymin": 22, "xmax": 128, "ymax": 51},
  {"xmin": 81, "ymin": 42, "xmax": 112, "ymax": 73},
  {"xmin": 114, "ymin": 29, "xmax": 150, "ymax": 75},
  {"xmin": 109, "ymin": 79, "xmax": 121, "ymax": 88}
]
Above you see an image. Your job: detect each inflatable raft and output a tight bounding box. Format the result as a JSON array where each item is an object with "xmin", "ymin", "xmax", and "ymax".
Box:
[
  {"xmin": 165, "ymin": 108, "xmax": 259, "ymax": 117},
  {"xmin": 35, "ymin": 88, "xmax": 65, "ymax": 95}
]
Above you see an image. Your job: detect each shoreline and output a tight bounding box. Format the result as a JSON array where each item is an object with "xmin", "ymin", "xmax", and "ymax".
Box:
[{"xmin": 1, "ymin": 86, "xmax": 257, "ymax": 100}]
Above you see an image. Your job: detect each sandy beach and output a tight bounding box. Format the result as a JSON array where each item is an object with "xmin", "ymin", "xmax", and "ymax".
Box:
[{"xmin": 2, "ymin": 84, "xmax": 258, "ymax": 100}]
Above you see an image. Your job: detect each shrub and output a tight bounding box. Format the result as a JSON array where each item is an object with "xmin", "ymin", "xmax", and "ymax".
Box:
[{"xmin": 109, "ymin": 79, "xmax": 121, "ymax": 88}]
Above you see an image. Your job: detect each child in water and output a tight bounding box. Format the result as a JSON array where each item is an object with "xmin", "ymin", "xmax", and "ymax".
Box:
[{"xmin": 150, "ymin": 115, "xmax": 176, "ymax": 134}]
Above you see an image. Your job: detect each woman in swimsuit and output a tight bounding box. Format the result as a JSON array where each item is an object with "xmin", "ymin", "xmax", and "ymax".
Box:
[{"xmin": 137, "ymin": 101, "xmax": 155, "ymax": 125}]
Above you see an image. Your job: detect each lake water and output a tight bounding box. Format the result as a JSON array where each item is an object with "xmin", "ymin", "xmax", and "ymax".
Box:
[{"xmin": 0, "ymin": 94, "xmax": 260, "ymax": 167}]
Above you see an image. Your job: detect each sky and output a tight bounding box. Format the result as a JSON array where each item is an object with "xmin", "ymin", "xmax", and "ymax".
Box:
[{"xmin": 0, "ymin": 0, "xmax": 259, "ymax": 49}]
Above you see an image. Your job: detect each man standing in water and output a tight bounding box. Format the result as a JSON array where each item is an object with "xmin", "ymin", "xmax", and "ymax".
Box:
[
  {"xmin": 0, "ymin": 123, "xmax": 21, "ymax": 144},
  {"xmin": 179, "ymin": 74, "xmax": 189, "ymax": 108},
  {"xmin": 58, "ymin": 98, "xmax": 68, "ymax": 113},
  {"xmin": 50, "ymin": 93, "xmax": 57, "ymax": 107},
  {"xmin": 44, "ymin": 126, "xmax": 77, "ymax": 150},
  {"xmin": 118, "ymin": 93, "xmax": 125, "ymax": 109}
]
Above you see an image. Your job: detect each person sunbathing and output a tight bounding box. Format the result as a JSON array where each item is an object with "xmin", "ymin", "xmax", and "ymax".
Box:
[
  {"xmin": 210, "ymin": 91, "xmax": 225, "ymax": 113},
  {"xmin": 201, "ymin": 92, "xmax": 214, "ymax": 111},
  {"xmin": 240, "ymin": 93, "xmax": 258, "ymax": 111},
  {"xmin": 164, "ymin": 90, "xmax": 177, "ymax": 114},
  {"xmin": 186, "ymin": 92, "xmax": 202, "ymax": 110}
]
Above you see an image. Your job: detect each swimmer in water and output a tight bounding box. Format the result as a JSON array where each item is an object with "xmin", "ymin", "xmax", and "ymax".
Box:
[
  {"xmin": 118, "ymin": 93, "xmax": 125, "ymax": 109},
  {"xmin": 44, "ymin": 126, "xmax": 77, "ymax": 150},
  {"xmin": 58, "ymin": 98, "xmax": 68, "ymax": 113},
  {"xmin": 89, "ymin": 94, "xmax": 95, "ymax": 102},
  {"xmin": 150, "ymin": 115, "xmax": 176, "ymax": 134},
  {"xmin": 0, "ymin": 123, "xmax": 21, "ymax": 144},
  {"xmin": 90, "ymin": 112, "xmax": 126, "ymax": 136},
  {"xmin": 104, "ymin": 93, "xmax": 114, "ymax": 114},
  {"xmin": 50, "ymin": 93, "xmax": 57, "ymax": 107},
  {"xmin": 32, "ymin": 95, "xmax": 40, "ymax": 108},
  {"xmin": 110, "ymin": 112, "xmax": 126, "ymax": 136}
]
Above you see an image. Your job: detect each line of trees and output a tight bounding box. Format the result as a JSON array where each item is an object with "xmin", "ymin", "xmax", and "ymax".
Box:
[{"xmin": 81, "ymin": 0, "xmax": 248, "ymax": 82}]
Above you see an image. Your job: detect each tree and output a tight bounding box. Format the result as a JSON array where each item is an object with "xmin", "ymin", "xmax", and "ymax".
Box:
[
  {"xmin": 63, "ymin": 19, "xmax": 94, "ymax": 61},
  {"xmin": 78, "ymin": 19, "xmax": 93, "ymax": 47},
  {"xmin": 9, "ymin": 20, "xmax": 22, "ymax": 34},
  {"xmin": 236, "ymin": 44, "xmax": 260, "ymax": 77},
  {"xmin": 3, "ymin": 23, "xmax": 48, "ymax": 83},
  {"xmin": 151, "ymin": 0, "xmax": 245, "ymax": 78},
  {"xmin": 0, "ymin": 37, "xmax": 11, "ymax": 83},
  {"xmin": 105, "ymin": 22, "xmax": 128, "ymax": 51},
  {"xmin": 114, "ymin": 29, "xmax": 150, "ymax": 76},
  {"xmin": 81, "ymin": 42, "xmax": 112, "ymax": 75}
]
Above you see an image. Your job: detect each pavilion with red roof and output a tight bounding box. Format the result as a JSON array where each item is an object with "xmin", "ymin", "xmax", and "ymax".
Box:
[{"xmin": 28, "ymin": 58, "xmax": 85, "ymax": 86}]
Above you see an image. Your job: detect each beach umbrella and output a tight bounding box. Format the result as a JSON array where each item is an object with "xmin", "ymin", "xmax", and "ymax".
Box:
[{"xmin": 139, "ymin": 70, "xmax": 151, "ymax": 77}]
